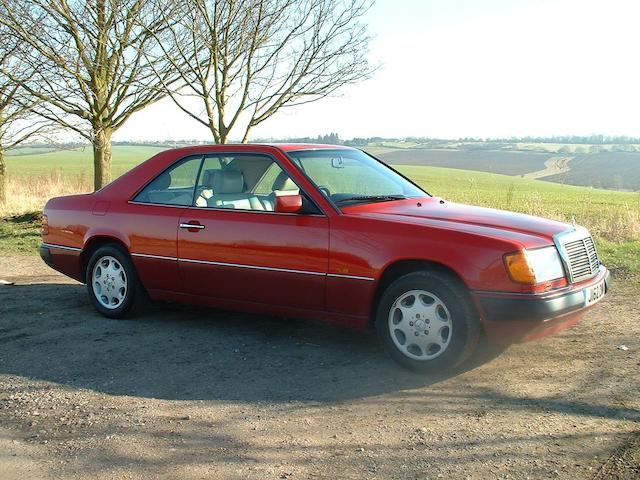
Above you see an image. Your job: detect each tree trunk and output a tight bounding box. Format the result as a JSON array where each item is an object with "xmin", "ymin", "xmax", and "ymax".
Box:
[
  {"xmin": 0, "ymin": 147, "xmax": 5, "ymax": 205},
  {"xmin": 241, "ymin": 125, "xmax": 253, "ymax": 143},
  {"xmin": 92, "ymin": 127, "xmax": 113, "ymax": 190}
]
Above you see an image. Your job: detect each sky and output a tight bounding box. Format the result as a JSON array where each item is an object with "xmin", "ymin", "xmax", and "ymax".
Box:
[{"xmin": 116, "ymin": 0, "xmax": 640, "ymax": 142}]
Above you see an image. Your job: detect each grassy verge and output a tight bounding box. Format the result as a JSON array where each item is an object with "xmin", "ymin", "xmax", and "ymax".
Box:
[
  {"xmin": 0, "ymin": 212, "xmax": 42, "ymax": 255},
  {"xmin": 596, "ymin": 240, "xmax": 640, "ymax": 278}
]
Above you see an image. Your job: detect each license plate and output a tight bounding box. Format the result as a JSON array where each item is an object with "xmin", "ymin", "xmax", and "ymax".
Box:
[{"xmin": 583, "ymin": 279, "xmax": 606, "ymax": 306}]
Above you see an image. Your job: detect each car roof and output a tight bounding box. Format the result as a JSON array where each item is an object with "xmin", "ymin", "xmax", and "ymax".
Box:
[
  {"xmin": 166, "ymin": 143, "xmax": 354, "ymax": 154},
  {"xmin": 269, "ymin": 143, "xmax": 354, "ymax": 152}
]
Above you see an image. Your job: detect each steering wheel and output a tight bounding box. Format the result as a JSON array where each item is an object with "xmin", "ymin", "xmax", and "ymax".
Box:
[{"xmin": 317, "ymin": 185, "xmax": 331, "ymax": 197}]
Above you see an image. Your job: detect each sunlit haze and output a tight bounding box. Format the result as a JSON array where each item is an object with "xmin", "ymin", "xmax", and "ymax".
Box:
[{"xmin": 116, "ymin": 0, "xmax": 640, "ymax": 142}]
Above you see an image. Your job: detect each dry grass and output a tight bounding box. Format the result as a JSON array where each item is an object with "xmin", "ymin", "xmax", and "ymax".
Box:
[
  {"xmin": 1, "ymin": 171, "xmax": 93, "ymax": 217},
  {"xmin": 483, "ymin": 189, "xmax": 640, "ymax": 244},
  {"xmin": 587, "ymin": 202, "xmax": 640, "ymax": 243}
]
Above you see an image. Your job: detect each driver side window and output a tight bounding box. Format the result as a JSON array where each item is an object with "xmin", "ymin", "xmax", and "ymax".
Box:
[{"xmin": 193, "ymin": 155, "xmax": 300, "ymax": 211}]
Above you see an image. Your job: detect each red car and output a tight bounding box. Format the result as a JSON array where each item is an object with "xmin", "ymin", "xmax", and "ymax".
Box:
[{"xmin": 40, "ymin": 144, "xmax": 610, "ymax": 371}]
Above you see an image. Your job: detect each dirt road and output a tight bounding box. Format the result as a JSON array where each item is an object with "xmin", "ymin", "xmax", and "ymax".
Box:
[
  {"xmin": 524, "ymin": 156, "xmax": 574, "ymax": 180},
  {"xmin": 0, "ymin": 256, "xmax": 638, "ymax": 479}
]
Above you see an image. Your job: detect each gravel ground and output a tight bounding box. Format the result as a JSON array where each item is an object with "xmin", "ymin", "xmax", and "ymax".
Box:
[{"xmin": 0, "ymin": 255, "xmax": 638, "ymax": 480}]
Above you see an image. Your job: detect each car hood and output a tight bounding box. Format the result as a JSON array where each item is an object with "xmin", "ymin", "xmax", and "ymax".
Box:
[{"xmin": 342, "ymin": 197, "xmax": 572, "ymax": 246}]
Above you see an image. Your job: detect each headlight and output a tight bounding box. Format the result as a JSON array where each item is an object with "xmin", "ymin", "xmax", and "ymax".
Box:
[{"xmin": 504, "ymin": 246, "xmax": 566, "ymax": 284}]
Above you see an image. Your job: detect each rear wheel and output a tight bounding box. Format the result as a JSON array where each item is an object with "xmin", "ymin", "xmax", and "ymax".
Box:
[
  {"xmin": 375, "ymin": 270, "xmax": 480, "ymax": 372},
  {"xmin": 85, "ymin": 245, "xmax": 144, "ymax": 319}
]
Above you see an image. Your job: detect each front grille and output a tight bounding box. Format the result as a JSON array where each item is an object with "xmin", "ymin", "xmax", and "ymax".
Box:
[{"xmin": 563, "ymin": 236, "xmax": 600, "ymax": 282}]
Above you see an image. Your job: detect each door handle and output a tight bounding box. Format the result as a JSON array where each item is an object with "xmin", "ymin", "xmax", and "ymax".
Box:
[{"xmin": 179, "ymin": 222, "xmax": 205, "ymax": 230}]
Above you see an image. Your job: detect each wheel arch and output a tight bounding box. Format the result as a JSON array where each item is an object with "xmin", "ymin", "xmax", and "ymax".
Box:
[
  {"xmin": 81, "ymin": 235, "xmax": 131, "ymax": 281},
  {"xmin": 371, "ymin": 259, "xmax": 474, "ymax": 324}
]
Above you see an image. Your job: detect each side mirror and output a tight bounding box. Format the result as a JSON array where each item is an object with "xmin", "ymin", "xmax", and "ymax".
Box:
[{"xmin": 275, "ymin": 194, "xmax": 303, "ymax": 213}]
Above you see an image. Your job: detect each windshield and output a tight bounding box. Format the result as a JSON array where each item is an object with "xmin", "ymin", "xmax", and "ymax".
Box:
[{"xmin": 288, "ymin": 149, "xmax": 428, "ymax": 206}]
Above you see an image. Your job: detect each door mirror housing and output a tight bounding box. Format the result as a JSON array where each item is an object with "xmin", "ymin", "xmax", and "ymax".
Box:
[{"xmin": 275, "ymin": 194, "xmax": 303, "ymax": 213}]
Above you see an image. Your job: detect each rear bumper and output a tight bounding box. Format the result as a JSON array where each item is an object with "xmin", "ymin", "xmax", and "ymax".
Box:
[
  {"xmin": 40, "ymin": 242, "xmax": 84, "ymax": 282},
  {"xmin": 39, "ymin": 244, "xmax": 55, "ymax": 268},
  {"xmin": 473, "ymin": 267, "xmax": 610, "ymax": 343}
]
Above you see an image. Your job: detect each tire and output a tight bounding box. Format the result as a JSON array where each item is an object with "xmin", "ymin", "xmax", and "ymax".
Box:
[
  {"xmin": 375, "ymin": 270, "xmax": 480, "ymax": 373},
  {"xmin": 85, "ymin": 244, "xmax": 144, "ymax": 319}
]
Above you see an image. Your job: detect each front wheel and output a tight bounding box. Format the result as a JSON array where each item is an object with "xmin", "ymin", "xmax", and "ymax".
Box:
[
  {"xmin": 375, "ymin": 271, "xmax": 480, "ymax": 372},
  {"xmin": 85, "ymin": 245, "xmax": 144, "ymax": 319}
]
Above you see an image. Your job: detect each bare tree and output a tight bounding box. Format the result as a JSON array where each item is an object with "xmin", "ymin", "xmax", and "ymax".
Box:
[
  {"xmin": 0, "ymin": 19, "xmax": 50, "ymax": 205},
  {"xmin": 0, "ymin": 0, "xmax": 184, "ymax": 189},
  {"xmin": 151, "ymin": 0, "xmax": 374, "ymax": 144}
]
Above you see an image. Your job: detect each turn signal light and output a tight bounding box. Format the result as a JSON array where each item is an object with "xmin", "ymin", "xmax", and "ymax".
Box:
[
  {"xmin": 504, "ymin": 250, "xmax": 536, "ymax": 284},
  {"xmin": 41, "ymin": 214, "xmax": 49, "ymax": 236}
]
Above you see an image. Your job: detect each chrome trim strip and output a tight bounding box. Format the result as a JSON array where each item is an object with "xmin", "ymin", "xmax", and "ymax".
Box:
[
  {"xmin": 179, "ymin": 257, "xmax": 326, "ymax": 276},
  {"xmin": 131, "ymin": 252, "xmax": 177, "ymax": 261},
  {"xmin": 131, "ymin": 253, "xmax": 375, "ymax": 282},
  {"xmin": 182, "ymin": 205, "xmax": 326, "ymax": 217},
  {"xmin": 42, "ymin": 242, "xmax": 83, "ymax": 253},
  {"xmin": 129, "ymin": 252, "xmax": 374, "ymax": 281},
  {"xmin": 128, "ymin": 200, "xmax": 326, "ymax": 217},
  {"xmin": 128, "ymin": 201, "xmax": 189, "ymax": 209},
  {"xmin": 327, "ymin": 273, "xmax": 375, "ymax": 281}
]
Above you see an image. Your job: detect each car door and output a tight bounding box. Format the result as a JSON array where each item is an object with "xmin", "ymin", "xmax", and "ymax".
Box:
[
  {"xmin": 176, "ymin": 153, "xmax": 329, "ymax": 311},
  {"xmin": 126, "ymin": 154, "xmax": 203, "ymax": 293}
]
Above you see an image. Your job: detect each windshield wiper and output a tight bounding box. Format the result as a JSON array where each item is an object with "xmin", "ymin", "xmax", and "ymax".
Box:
[{"xmin": 335, "ymin": 194, "xmax": 407, "ymax": 205}]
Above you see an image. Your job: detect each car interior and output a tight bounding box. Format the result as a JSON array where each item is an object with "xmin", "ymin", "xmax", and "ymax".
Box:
[
  {"xmin": 135, "ymin": 154, "xmax": 303, "ymax": 211},
  {"xmin": 194, "ymin": 169, "xmax": 299, "ymax": 210}
]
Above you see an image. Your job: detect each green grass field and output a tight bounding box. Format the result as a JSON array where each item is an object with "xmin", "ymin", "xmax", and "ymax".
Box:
[
  {"xmin": 2, "ymin": 145, "xmax": 639, "ymax": 275},
  {"xmin": 399, "ymin": 164, "xmax": 640, "ymax": 230},
  {"xmin": 5, "ymin": 145, "xmax": 166, "ymax": 178}
]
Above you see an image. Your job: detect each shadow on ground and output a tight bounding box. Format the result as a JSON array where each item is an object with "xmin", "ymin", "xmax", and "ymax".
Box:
[{"xmin": 0, "ymin": 282, "xmax": 506, "ymax": 402}]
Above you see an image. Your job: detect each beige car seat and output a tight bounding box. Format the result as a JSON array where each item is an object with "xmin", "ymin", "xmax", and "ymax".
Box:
[
  {"xmin": 204, "ymin": 170, "xmax": 273, "ymax": 210},
  {"xmin": 195, "ymin": 169, "xmax": 217, "ymax": 207}
]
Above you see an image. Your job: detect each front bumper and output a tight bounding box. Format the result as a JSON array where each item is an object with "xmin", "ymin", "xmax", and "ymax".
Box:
[{"xmin": 474, "ymin": 266, "xmax": 610, "ymax": 343}]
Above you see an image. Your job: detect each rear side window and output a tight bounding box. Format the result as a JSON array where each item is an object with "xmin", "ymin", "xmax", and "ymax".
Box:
[{"xmin": 134, "ymin": 156, "xmax": 203, "ymax": 206}]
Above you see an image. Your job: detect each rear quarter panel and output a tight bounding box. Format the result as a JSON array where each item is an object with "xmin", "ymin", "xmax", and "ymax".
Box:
[
  {"xmin": 43, "ymin": 194, "xmax": 92, "ymax": 248},
  {"xmin": 42, "ymin": 194, "xmax": 94, "ymax": 281}
]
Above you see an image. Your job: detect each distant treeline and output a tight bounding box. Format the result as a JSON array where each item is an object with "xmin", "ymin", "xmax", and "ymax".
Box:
[
  {"xmin": 253, "ymin": 134, "xmax": 640, "ymax": 146},
  {"xmin": 13, "ymin": 133, "xmax": 640, "ymax": 151},
  {"xmin": 347, "ymin": 135, "xmax": 640, "ymax": 146},
  {"xmin": 457, "ymin": 135, "xmax": 640, "ymax": 145}
]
